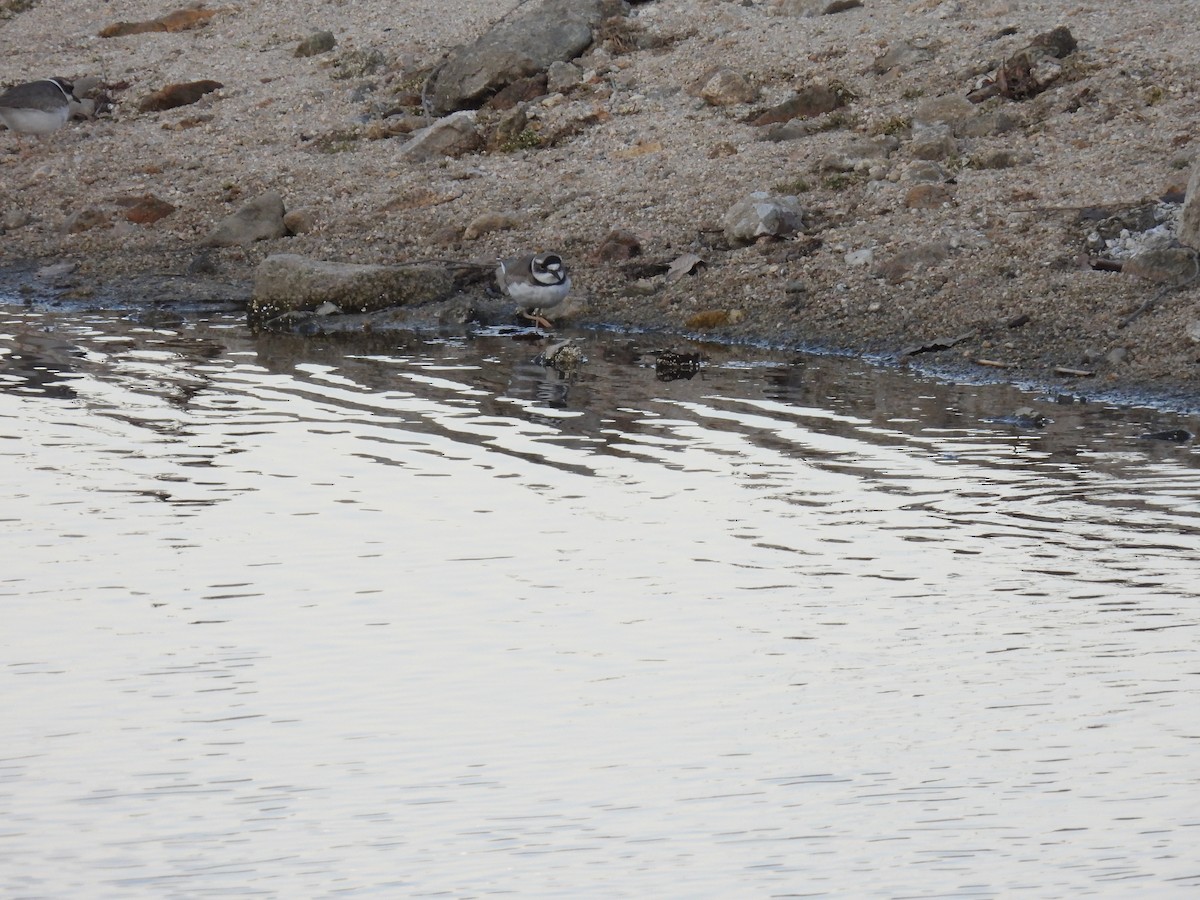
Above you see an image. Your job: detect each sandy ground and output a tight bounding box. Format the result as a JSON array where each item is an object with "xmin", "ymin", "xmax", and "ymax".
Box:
[{"xmin": 3, "ymin": 0, "xmax": 1200, "ymax": 401}]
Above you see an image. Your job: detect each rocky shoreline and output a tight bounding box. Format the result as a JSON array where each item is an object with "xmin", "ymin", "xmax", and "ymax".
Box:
[{"xmin": 3, "ymin": 0, "xmax": 1200, "ymax": 407}]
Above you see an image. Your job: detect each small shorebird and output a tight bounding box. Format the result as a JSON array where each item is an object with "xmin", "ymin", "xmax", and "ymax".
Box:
[
  {"xmin": 0, "ymin": 78, "xmax": 76, "ymax": 145},
  {"xmin": 495, "ymin": 251, "xmax": 571, "ymax": 329}
]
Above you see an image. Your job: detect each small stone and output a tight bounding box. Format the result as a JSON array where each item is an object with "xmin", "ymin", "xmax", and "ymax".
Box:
[
  {"xmin": 295, "ymin": 30, "xmax": 336, "ymax": 58},
  {"xmin": 591, "ymin": 228, "xmax": 642, "ymax": 262},
  {"xmin": 911, "ymin": 95, "xmax": 975, "ymax": 129},
  {"xmin": 874, "ymin": 242, "xmax": 951, "ymax": 283},
  {"xmin": 463, "ymin": 211, "xmax": 521, "ymax": 241},
  {"xmin": 62, "ymin": 207, "xmax": 112, "ymax": 234},
  {"xmin": 905, "ymin": 183, "xmax": 954, "ymax": 208},
  {"xmin": 970, "ymin": 147, "xmax": 1028, "ymax": 169},
  {"xmin": 203, "ymin": 191, "xmax": 287, "ymax": 247},
  {"xmin": 283, "ymin": 209, "xmax": 317, "ymax": 235},
  {"xmin": 902, "ymin": 160, "xmax": 950, "ymax": 183},
  {"xmin": 699, "ymin": 69, "xmax": 758, "ymax": 106},
  {"xmin": 36, "ymin": 261, "xmax": 78, "ymax": 281},
  {"xmin": 749, "ymin": 85, "xmax": 846, "ymax": 127},
  {"xmin": 909, "ymin": 125, "xmax": 957, "ymax": 161},
  {"xmin": 138, "ymin": 80, "xmax": 223, "ymax": 112},
  {"xmin": 484, "ymin": 74, "xmax": 548, "ymax": 111},
  {"xmin": 124, "ymin": 194, "xmax": 176, "ymax": 225},
  {"xmin": 546, "ymin": 61, "xmax": 582, "ymax": 94}
]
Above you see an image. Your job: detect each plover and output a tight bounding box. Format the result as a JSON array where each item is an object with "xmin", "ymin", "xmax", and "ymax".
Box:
[
  {"xmin": 496, "ymin": 251, "xmax": 571, "ymax": 329},
  {"xmin": 0, "ymin": 78, "xmax": 76, "ymax": 141}
]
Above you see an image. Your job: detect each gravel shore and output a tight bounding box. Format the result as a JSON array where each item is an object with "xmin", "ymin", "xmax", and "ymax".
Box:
[{"xmin": 3, "ymin": 0, "xmax": 1199, "ymax": 401}]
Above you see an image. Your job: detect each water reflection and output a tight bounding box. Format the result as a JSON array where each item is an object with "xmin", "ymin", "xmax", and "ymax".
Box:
[{"xmin": 2, "ymin": 304, "xmax": 1200, "ymax": 898}]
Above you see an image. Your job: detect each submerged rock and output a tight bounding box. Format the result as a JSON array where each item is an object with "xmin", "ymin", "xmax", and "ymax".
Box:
[{"xmin": 249, "ymin": 254, "xmax": 457, "ymax": 323}]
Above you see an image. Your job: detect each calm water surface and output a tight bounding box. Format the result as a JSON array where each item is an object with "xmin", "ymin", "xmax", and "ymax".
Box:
[{"xmin": 2, "ymin": 304, "xmax": 1200, "ymax": 898}]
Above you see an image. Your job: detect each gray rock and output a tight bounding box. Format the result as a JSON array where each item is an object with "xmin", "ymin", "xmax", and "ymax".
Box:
[
  {"xmin": 427, "ymin": 0, "xmax": 624, "ymax": 114},
  {"xmin": 969, "ymin": 147, "xmax": 1030, "ymax": 169},
  {"xmin": 203, "ymin": 191, "xmax": 287, "ymax": 247},
  {"xmin": 723, "ymin": 192, "xmax": 805, "ymax": 245},
  {"xmin": 295, "ymin": 30, "xmax": 336, "ymax": 58},
  {"xmin": 400, "ymin": 111, "xmax": 482, "ymax": 161},
  {"xmin": 911, "ymin": 95, "xmax": 976, "ymax": 129},
  {"xmin": 871, "ymin": 39, "xmax": 938, "ymax": 74},
  {"xmin": 699, "ymin": 69, "xmax": 758, "ymax": 106},
  {"xmin": 772, "ymin": 0, "xmax": 863, "ymax": 15},
  {"xmin": 61, "ymin": 207, "xmax": 112, "ymax": 234},
  {"xmin": 902, "ymin": 160, "xmax": 950, "ymax": 183},
  {"xmin": 282, "ymin": 209, "xmax": 317, "ymax": 235},
  {"xmin": 909, "ymin": 124, "xmax": 957, "ymax": 161},
  {"xmin": 250, "ymin": 254, "xmax": 457, "ymax": 320},
  {"xmin": 820, "ymin": 135, "xmax": 896, "ymax": 172},
  {"xmin": 1122, "ymin": 247, "xmax": 1200, "ymax": 287},
  {"xmin": 3, "ymin": 209, "xmax": 30, "ymax": 230},
  {"xmin": 1177, "ymin": 161, "xmax": 1200, "ymax": 250},
  {"xmin": 546, "ymin": 60, "xmax": 583, "ymax": 94}
]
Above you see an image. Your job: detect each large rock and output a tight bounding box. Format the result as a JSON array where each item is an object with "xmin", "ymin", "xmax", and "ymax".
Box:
[
  {"xmin": 203, "ymin": 191, "xmax": 287, "ymax": 247},
  {"xmin": 1177, "ymin": 162, "xmax": 1200, "ymax": 250},
  {"xmin": 1123, "ymin": 247, "xmax": 1200, "ymax": 287},
  {"xmin": 250, "ymin": 254, "xmax": 457, "ymax": 322},
  {"xmin": 723, "ymin": 192, "xmax": 806, "ymax": 245},
  {"xmin": 400, "ymin": 111, "xmax": 482, "ymax": 161},
  {"xmin": 427, "ymin": 0, "xmax": 626, "ymax": 114}
]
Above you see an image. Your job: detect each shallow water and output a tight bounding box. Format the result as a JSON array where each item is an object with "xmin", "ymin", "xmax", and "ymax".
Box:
[{"xmin": 3, "ymin": 304, "xmax": 1199, "ymax": 898}]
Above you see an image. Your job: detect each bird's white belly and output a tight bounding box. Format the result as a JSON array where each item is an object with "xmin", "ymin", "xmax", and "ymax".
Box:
[
  {"xmin": 0, "ymin": 105, "xmax": 68, "ymax": 136},
  {"xmin": 506, "ymin": 276, "xmax": 571, "ymax": 308}
]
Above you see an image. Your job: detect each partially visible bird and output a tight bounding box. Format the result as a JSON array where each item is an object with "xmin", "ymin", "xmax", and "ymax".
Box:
[
  {"xmin": 0, "ymin": 77, "xmax": 76, "ymax": 141},
  {"xmin": 496, "ymin": 251, "xmax": 571, "ymax": 329}
]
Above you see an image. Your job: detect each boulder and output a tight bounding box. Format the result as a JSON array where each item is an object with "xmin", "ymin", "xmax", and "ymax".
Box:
[
  {"xmin": 723, "ymin": 192, "xmax": 805, "ymax": 245},
  {"xmin": 427, "ymin": 0, "xmax": 625, "ymax": 114},
  {"xmin": 250, "ymin": 254, "xmax": 457, "ymax": 321},
  {"xmin": 400, "ymin": 111, "xmax": 482, "ymax": 161},
  {"xmin": 203, "ymin": 191, "xmax": 287, "ymax": 247},
  {"xmin": 1176, "ymin": 161, "xmax": 1200, "ymax": 250},
  {"xmin": 1123, "ymin": 247, "xmax": 1200, "ymax": 287}
]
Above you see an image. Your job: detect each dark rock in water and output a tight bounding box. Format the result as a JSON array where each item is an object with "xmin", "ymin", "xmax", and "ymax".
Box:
[
  {"xmin": 900, "ymin": 331, "xmax": 972, "ymax": 357},
  {"xmin": 426, "ymin": 0, "xmax": 622, "ymax": 114},
  {"xmin": 654, "ymin": 351, "xmax": 702, "ymax": 381},
  {"xmin": 984, "ymin": 407, "xmax": 1051, "ymax": 430},
  {"xmin": 1140, "ymin": 429, "xmax": 1192, "ymax": 443}
]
